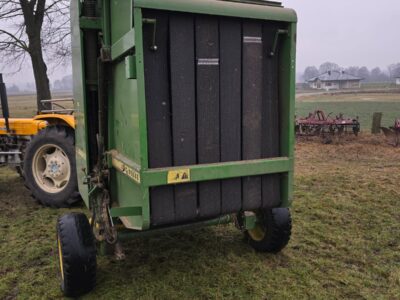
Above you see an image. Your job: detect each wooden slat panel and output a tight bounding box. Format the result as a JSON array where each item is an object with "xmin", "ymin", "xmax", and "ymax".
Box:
[
  {"xmin": 143, "ymin": 11, "xmax": 175, "ymax": 225},
  {"xmin": 220, "ymin": 18, "xmax": 242, "ymax": 213},
  {"xmin": 195, "ymin": 15, "xmax": 221, "ymax": 218},
  {"xmin": 262, "ymin": 23, "xmax": 282, "ymax": 208},
  {"xmin": 242, "ymin": 21, "xmax": 263, "ymax": 210},
  {"xmin": 170, "ymin": 13, "xmax": 198, "ymax": 222}
]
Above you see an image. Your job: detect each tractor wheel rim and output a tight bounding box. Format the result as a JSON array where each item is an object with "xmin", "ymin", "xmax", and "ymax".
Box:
[
  {"xmin": 32, "ymin": 144, "xmax": 71, "ymax": 193},
  {"xmin": 248, "ymin": 224, "xmax": 266, "ymax": 241}
]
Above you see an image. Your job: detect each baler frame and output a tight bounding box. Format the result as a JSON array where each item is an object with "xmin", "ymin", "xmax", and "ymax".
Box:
[{"xmin": 72, "ymin": 0, "xmax": 297, "ymax": 231}]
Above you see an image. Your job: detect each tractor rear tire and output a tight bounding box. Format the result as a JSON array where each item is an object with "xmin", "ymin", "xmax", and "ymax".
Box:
[
  {"xmin": 57, "ymin": 213, "xmax": 97, "ymax": 297},
  {"xmin": 245, "ymin": 208, "xmax": 292, "ymax": 253},
  {"xmin": 23, "ymin": 125, "xmax": 81, "ymax": 208}
]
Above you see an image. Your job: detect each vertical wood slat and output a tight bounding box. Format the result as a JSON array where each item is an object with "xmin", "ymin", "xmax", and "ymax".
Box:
[
  {"xmin": 170, "ymin": 14, "xmax": 198, "ymax": 222},
  {"xmin": 195, "ymin": 16, "xmax": 221, "ymax": 218},
  {"xmin": 242, "ymin": 22, "xmax": 263, "ymax": 210},
  {"xmin": 262, "ymin": 23, "xmax": 282, "ymax": 208},
  {"xmin": 220, "ymin": 19, "xmax": 242, "ymax": 213},
  {"xmin": 143, "ymin": 11, "xmax": 175, "ymax": 225}
]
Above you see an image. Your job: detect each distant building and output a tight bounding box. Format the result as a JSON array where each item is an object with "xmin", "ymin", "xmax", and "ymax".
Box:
[
  {"xmin": 396, "ymin": 77, "xmax": 400, "ymax": 85},
  {"xmin": 307, "ymin": 70, "xmax": 363, "ymax": 90}
]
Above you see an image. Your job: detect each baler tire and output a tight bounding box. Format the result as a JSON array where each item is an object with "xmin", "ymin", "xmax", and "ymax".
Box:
[
  {"xmin": 56, "ymin": 213, "xmax": 97, "ymax": 297},
  {"xmin": 246, "ymin": 208, "xmax": 292, "ymax": 253},
  {"xmin": 23, "ymin": 125, "xmax": 81, "ymax": 208}
]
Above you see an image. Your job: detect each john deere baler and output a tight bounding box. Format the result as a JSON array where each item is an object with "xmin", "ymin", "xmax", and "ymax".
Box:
[{"xmin": 57, "ymin": 0, "xmax": 297, "ymax": 296}]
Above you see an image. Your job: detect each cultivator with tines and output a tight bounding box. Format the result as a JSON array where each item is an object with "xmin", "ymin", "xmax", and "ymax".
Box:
[
  {"xmin": 295, "ymin": 110, "xmax": 360, "ymax": 137},
  {"xmin": 381, "ymin": 119, "xmax": 400, "ymax": 146}
]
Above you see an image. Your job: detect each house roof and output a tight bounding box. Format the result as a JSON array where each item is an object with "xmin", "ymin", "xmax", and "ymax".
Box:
[{"xmin": 308, "ymin": 70, "xmax": 363, "ymax": 82}]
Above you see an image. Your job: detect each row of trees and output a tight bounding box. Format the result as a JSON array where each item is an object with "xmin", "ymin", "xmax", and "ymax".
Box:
[
  {"xmin": 6, "ymin": 74, "xmax": 72, "ymax": 94},
  {"xmin": 302, "ymin": 62, "xmax": 400, "ymax": 83}
]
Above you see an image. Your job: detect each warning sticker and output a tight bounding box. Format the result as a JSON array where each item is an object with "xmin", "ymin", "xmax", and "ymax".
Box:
[{"xmin": 167, "ymin": 169, "xmax": 191, "ymax": 184}]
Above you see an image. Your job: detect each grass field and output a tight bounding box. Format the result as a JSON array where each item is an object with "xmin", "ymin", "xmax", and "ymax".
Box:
[
  {"xmin": 4, "ymin": 92, "xmax": 73, "ymax": 118},
  {"xmin": 0, "ymin": 93, "xmax": 399, "ymax": 299}
]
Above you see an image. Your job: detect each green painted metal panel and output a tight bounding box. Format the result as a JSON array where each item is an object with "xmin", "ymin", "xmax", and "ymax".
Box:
[
  {"xmin": 110, "ymin": 206, "xmax": 142, "ymax": 217},
  {"xmin": 106, "ymin": 4, "xmax": 151, "ymax": 229},
  {"xmin": 142, "ymin": 158, "xmax": 292, "ymax": 187},
  {"xmin": 133, "ymin": 8, "xmax": 150, "ymax": 171},
  {"xmin": 71, "ymin": 0, "xmax": 90, "ymax": 205},
  {"xmin": 134, "ymin": 0, "xmax": 297, "ymax": 22},
  {"xmin": 110, "ymin": 0, "xmax": 134, "ymax": 44},
  {"xmin": 133, "ymin": 8, "xmax": 151, "ymax": 228},
  {"xmin": 279, "ymin": 22, "xmax": 296, "ymax": 207},
  {"xmin": 125, "ymin": 55, "xmax": 137, "ymax": 79},
  {"xmin": 111, "ymin": 28, "xmax": 135, "ymax": 61}
]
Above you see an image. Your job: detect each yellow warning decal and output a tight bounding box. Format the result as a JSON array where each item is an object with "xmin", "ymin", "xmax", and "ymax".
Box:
[
  {"xmin": 112, "ymin": 158, "xmax": 141, "ymax": 184},
  {"xmin": 167, "ymin": 169, "xmax": 191, "ymax": 184}
]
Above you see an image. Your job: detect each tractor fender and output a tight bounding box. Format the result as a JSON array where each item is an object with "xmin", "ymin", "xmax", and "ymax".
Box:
[{"xmin": 34, "ymin": 114, "xmax": 75, "ymax": 129}]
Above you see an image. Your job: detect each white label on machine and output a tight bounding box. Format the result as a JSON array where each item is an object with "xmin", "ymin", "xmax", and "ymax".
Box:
[
  {"xmin": 197, "ymin": 58, "xmax": 219, "ymax": 66},
  {"xmin": 243, "ymin": 36, "xmax": 262, "ymax": 44}
]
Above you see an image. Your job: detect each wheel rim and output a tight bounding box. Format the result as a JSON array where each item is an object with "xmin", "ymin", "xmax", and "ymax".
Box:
[
  {"xmin": 247, "ymin": 211, "xmax": 267, "ymax": 241},
  {"xmin": 32, "ymin": 144, "xmax": 71, "ymax": 193},
  {"xmin": 248, "ymin": 224, "xmax": 266, "ymax": 241},
  {"xmin": 57, "ymin": 235, "xmax": 64, "ymax": 281}
]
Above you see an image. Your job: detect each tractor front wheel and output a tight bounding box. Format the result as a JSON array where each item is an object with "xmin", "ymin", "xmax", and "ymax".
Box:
[
  {"xmin": 245, "ymin": 208, "xmax": 292, "ymax": 253},
  {"xmin": 57, "ymin": 213, "xmax": 97, "ymax": 297},
  {"xmin": 23, "ymin": 125, "xmax": 80, "ymax": 207}
]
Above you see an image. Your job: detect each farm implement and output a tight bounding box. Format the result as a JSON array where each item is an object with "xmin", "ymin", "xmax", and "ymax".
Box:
[
  {"xmin": 295, "ymin": 110, "xmax": 360, "ymax": 137},
  {"xmin": 0, "ymin": 74, "xmax": 79, "ymax": 207},
  {"xmin": 381, "ymin": 119, "xmax": 400, "ymax": 146}
]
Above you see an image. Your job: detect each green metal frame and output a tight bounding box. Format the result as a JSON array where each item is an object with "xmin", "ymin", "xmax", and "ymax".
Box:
[{"xmin": 72, "ymin": 0, "xmax": 297, "ymax": 231}]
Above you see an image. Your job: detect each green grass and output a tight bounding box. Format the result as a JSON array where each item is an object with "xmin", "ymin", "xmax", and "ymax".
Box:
[
  {"xmin": 1, "ymin": 138, "xmax": 399, "ymax": 299},
  {"xmin": 1, "ymin": 93, "xmax": 399, "ymax": 299}
]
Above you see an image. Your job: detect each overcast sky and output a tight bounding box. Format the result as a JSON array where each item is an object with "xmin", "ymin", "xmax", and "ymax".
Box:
[
  {"xmin": 1, "ymin": 0, "xmax": 400, "ymax": 86},
  {"xmin": 285, "ymin": 0, "xmax": 400, "ymax": 72}
]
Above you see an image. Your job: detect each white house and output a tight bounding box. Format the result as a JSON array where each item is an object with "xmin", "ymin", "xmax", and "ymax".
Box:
[
  {"xmin": 307, "ymin": 70, "xmax": 363, "ymax": 90},
  {"xmin": 396, "ymin": 77, "xmax": 400, "ymax": 85}
]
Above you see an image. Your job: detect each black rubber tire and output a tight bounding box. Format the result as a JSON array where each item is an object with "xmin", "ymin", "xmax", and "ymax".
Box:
[
  {"xmin": 246, "ymin": 208, "xmax": 292, "ymax": 253},
  {"xmin": 23, "ymin": 125, "xmax": 81, "ymax": 208},
  {"xmin": 56, "ymin": 213, "xmax": 96, "ymax": 297}
]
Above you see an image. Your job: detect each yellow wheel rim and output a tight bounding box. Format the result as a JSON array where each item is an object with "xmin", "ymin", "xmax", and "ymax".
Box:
[
  {"xmin": 57, "ymin": 236, "xmax": 64, "ymax": 281},
  {"xmin": 248, "ymin": 224, "xmax": 266, "ymax": 241}
]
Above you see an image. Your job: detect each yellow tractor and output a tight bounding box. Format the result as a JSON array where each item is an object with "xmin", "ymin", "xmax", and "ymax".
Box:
[{"xmin": 0, "ymin": 74, "xmax": 79, "ymax": 207}]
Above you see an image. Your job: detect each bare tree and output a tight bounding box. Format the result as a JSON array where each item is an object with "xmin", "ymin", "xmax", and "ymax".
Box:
[
  {"xmin": 388, "ymin": 63, "xmax": 400, "ymax": 80},
  {"xmin": 302, "ymin": 66, "xmax": 319, "ymax": 82},
  {"xmin": 0, "ymin": 0, "xmax": 70, "ymax": 110},
  {"xmin": 319, "ymin": 62, "xmax": 340, "ymax": 74}
]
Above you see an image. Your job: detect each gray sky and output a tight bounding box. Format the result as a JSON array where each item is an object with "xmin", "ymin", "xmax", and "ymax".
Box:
[
  {"xmin": 1, "ymin": 0, "xmax": 400, "ymax": 86},
  {"xmin": 284, "ymin": 0, "xmax": 400, "ymax": 72}
]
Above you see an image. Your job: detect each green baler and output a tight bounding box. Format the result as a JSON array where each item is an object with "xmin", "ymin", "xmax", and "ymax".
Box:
[{"xmin": 57, "ymin": 0, "xmax": 297, "ymax": 296}]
